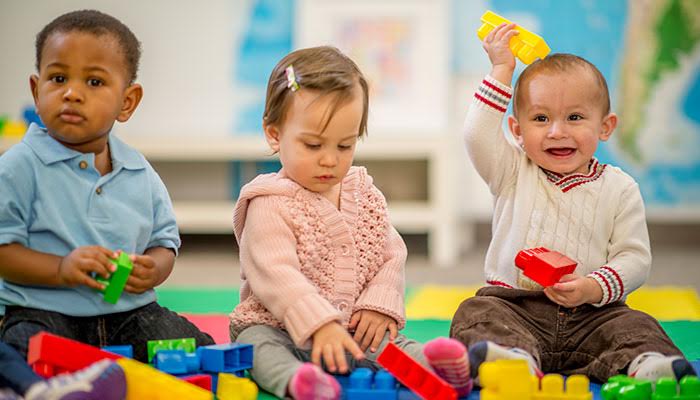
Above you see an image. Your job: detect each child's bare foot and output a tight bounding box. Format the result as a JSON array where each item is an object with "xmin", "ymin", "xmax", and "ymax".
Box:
[
  {"xmin": 424, "ymin": 337, "xmax": 473, "ymax": 396},
  {"xmin": 288, "ymin": 362, "xmax": 341, "ymax": 400}
]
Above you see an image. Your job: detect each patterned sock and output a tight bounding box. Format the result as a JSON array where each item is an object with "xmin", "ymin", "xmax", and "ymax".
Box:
[
  {"xmin": 628, "ymin": 352, "xmax": 698, "ymax": 381},
  {"xmin": 288, "ymin": 362, "xmax": 341, "ymax": 400},
  {"xmin": 24, "ymin": 359, "xmax": 126, "ymax": 400},
  {"xmin": 468, "ymin": 340, "xmax": 543, "ymax": 385},
  {"xmin": 423, "ymin": 337, "xmax": 473, "ymax": 396}
]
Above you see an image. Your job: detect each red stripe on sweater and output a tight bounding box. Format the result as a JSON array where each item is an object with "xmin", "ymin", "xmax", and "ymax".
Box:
[
  {"xmin": 487, "ymin": 280, "xmax": 513, "ymax": 288},
  {"xmin": 482, "ymin": 79, "xmax": 512, "ymax": 98},
  {"xmin": 474, "ymin": 93, "xmax": 507, "ymax": 113},
  {"xmin": 592, "ymin": 271, "xmax": 613, "ymax": 304},
  {"xmin": 602, "ymin": 266, "xmax": 625, "ymax": 301}
]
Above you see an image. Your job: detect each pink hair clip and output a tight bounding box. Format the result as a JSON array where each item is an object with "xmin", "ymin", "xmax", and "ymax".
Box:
[{"xmin": 286, "ymin": 65, "xmax": 300, "ymax": 92}]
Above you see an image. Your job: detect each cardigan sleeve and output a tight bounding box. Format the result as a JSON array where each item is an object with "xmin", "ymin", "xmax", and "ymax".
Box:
[
  {"xmin": 239, "ymin": 196, "xmax": 342, "ymax": 346},
  {"xmin": 587, "ymin": 182, "xmax": 651, "ymax": 306},
  {"xmin": 463, "ymin": 75, "xmax": 521, "ymax": 196},
  {"xmin": 353, "ymin": 225, "xmax": 407, "ymax": 329}
]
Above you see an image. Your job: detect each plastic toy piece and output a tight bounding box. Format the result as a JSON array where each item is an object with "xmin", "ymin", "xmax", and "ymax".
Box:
[
  {"xmin": 479, "ymin": 359, "xmax": 536, "ymax": 399},
  {"xmin": 534, "ymin": 374, "xmax": 592, "ymax": 400},
  {"xmin": 180, "ymin": 374, "xmax": 212, "ymax": 391},
  {"xmin": 102, "ymin": 345, "xmax": 134, "ymax": 358},
  {"xmin": 216, "ymin": 373, "xmax": 258, "ymax": 400},
  {"xmin": 197, "ymin": 343, "xmax": 253, "ymax": 374},
  {"xmin": 153, "ymin": 349, "xmax": 200, "ymax": 374},
  {"xmin": 147, "ymin": 338, "xmax": 196, "ymax": 363},
  {"xmin": 601, "ymin": 374, "xmax": 700, "ymax": 400},
  {"xmin": 345, "ymin": 368, "xmax": 398, "ymax": 400},
  {"xmin": 116, "ymin": 358, "xmax": 214, "ymax": 400},
  {"xmin": 377, "ymin": 342, "xmax": 457, "ymax": 400},
  {"xmin": 515, "ymin": 247, "xmax": 578, "ymax": 287},
  {"xmin": 477, "ymin": 10, "xmax": 551, "ymax": 64},
  {"xmin": 95, "ymin": 252, "xmax": 133, "ymax": 304},
  {"xmin": 27, "ymin": 331, "xmax": 122, "ymax": 378}
]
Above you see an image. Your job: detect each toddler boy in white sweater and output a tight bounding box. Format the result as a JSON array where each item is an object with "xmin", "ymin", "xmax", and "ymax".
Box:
[{"xmin": 445, "ymin": 22, "xmax": 697, "ymax": 384}]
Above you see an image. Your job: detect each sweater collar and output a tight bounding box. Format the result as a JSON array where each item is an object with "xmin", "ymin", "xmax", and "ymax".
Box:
[{"xmin": 541, "ymin": 158, "xmax": 607, "ymax": 193}]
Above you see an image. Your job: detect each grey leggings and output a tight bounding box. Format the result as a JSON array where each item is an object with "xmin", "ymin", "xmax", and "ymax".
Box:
[{"xmin": 236, "ymin": 324, "xmax": 427, "ymax": 398}]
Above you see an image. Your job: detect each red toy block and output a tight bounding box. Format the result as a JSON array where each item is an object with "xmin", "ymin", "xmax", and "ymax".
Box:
[
  {"xmin": 27, "ymin": 331, "xmax": 122, "ymax": 378},
  {"xmin": 181, "ymin": 374, "xmax": 212, "ymax": 391},
  {"xmin": 377, "ymin": 342, "xmax": 457, "ymax": 400},
  {"xmin": 514, "ymin": 247, "xmax": 578, "ymax": 287}
]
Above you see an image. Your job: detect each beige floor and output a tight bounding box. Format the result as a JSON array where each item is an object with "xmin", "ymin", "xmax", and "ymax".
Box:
[{"xmin": 164, "ymin": 226, "xmax": 700, "ymax": 291}]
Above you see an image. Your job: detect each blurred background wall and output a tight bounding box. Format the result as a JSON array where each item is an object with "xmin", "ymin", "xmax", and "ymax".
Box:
[{"xmin": 1, "ymin": 1, "xmax": 699, "ymax": 280}]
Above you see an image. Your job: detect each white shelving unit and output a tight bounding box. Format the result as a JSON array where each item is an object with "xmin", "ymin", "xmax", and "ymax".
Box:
[{"xmin": 0, "ymin": 135, "xmax": 462, "ymax": 267}]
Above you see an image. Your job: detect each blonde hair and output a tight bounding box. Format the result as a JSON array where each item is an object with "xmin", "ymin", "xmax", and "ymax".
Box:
[
  {"xmin": 263, "ymin": 46, "xmax": 369, "ymax": 137},
  {"xmin": 513, "ymin": 53, "xmax": 610, "ymax": 117}
]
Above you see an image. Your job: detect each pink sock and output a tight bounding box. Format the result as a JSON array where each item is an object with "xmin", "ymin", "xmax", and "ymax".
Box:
[
  {"xmin": 288, "ymin": 363, "xmax": 341, "ymax": 400},
  {"xmin": 424, "ymin": 337, "xmax": 473, "ymax": 397}
]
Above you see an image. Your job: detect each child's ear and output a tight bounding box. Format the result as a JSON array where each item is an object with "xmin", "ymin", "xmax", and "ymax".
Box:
[
  {"xmin": 116, "ymin": 83, "xmax": 143, "ymax": 123},
  {"xmin": 599, "ymin": 112, "xmax": 617, "ymax": 142},
  {"xmin": 30, "ymin": 75, "xmax": 39, "ymax": 105},
  {"xmin": 263, "ymin": 122, "xmax": 281, "ymax": 152},
  {"xmin": 508, "ymin": 115, "xmax": 524, "ymax": 146}
]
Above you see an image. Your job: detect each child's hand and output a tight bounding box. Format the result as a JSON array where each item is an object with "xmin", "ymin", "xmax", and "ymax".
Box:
[
  {"xmin": 124, "ymin": 253, "xmax": 160, "ymax": 294},
  {"xmin": 58, "ymin": 246, "xmax": 116, "ymax": 290},
  {"xmin": 543, "ymin": 275, "xmax": 604, "ymax": 307},
  {"xmin": 483, "ymin": 22, "xmax": 519, "ymax": 84},
  {"xmin": 311, "ymin": 321, "xmax": 364, "ymax": 374},
  {"xmin": 349, "ymin": 309, "xmax": 398, "ymax": 353}
]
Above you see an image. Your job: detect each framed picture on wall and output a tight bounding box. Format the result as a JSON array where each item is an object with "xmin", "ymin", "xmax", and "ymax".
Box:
[{"xmin": 296, "ymin": 0, "xmax": 449, "ymax": 135}]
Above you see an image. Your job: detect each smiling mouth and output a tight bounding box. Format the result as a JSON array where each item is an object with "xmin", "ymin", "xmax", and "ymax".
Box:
[{"xmin": 546, "ymin": 148, "xmax": 575, "ymax": 157}]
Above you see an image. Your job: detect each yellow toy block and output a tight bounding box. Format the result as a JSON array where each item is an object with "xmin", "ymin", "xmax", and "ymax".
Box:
[
  {"xmin": 476, "ymin": 10, "xmax": 551, "ymax": 64},
  {"xmin": 115, "ymin": 358, "xmax": 213, "ymax": 400},
  {"xmin": 480, "ymin": 359, "xmax": 537, "ymax": 400},
  {"xmin": 216, "ymin": 373, "xmax": 258, "ymax": 400},
  {"xmin": 534, "ymin": 374, "xmax": 592, "ymax": 400},
  {"xmin": 479, "ymin": 360, "xmax": 593, "ymax": 400}
]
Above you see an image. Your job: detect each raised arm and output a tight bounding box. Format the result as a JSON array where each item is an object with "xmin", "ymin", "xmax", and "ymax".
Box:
[{"xmin": 464, "ymin": 23, "xmax": 522, "ymax": 194}]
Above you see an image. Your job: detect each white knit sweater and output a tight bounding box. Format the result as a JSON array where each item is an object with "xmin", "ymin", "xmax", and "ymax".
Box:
[{"xmin": 464, "ymin": 75, "xmax": 651, "ymax": 306}]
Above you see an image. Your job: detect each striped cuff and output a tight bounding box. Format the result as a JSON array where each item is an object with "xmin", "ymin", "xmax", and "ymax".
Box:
[
  {"xmin": 588, "ymin": 266, "xmax": 626, "ymax": 306},
  {"xmin": 473, "ymin": 75, "xmax": 512, "ymax": 113}
]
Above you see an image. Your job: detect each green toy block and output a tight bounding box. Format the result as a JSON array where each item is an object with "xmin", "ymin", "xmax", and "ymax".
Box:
[
  {"xmin": 0, "ymin": 115, "xmax": 7, "ymax": 136},
  {"xmin": 147, "ymin": 338, "xmax": 196, "ymax": 363},
  {"xmin": 652, "ymin": 375, "xmax": 700, "ymax": 400},
  {"xmin": 95, "ymin": 252, "xmax": 133, "ymax": 304},
  {"xmin": 602, "ymin": 374, "xmax": 700, "ymax": 400}
]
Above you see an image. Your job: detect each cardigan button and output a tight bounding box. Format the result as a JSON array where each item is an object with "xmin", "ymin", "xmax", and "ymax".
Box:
[
  {"xmin": 340, "ymin": 244, "xmax": 349, "ymax": 256},
  {"xmin": 337, "ymin": 302, "xmax": 348, "ymax": 312}
]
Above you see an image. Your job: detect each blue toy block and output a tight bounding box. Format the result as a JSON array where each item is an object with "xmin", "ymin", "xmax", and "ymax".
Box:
[
  {"xmin": 153, "ymin": 349, "xmax": 200, "ymax": 375},
  {"xmin": 102, "ymin": 345, "xmax": 133, "ymax": 358},
  {"xmin": 346, "ymin": 368, "xmax": 398, "ymax": 400},
  {"xmin": 196, "ymin": 343, "xmax": 253, "ymax": 374}
]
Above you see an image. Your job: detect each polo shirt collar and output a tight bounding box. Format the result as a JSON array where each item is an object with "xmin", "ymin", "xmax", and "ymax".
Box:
[{"xmin": 23, "ymin": 123, "xmax": 145, "ymax": 170}]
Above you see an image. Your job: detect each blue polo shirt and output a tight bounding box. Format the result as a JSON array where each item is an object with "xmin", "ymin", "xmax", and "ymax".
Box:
[{"xmin": 0, "ymin": 123, "xmax": 181, "ymax": 315}]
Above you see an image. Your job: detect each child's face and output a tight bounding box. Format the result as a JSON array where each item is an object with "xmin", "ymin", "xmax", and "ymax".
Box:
[
  {"xmin": 508, "ymin": 69, "xmax": 617, "ymax": 175},
  {"xmin": 30, "ymin": 31, "xmax": 142, "ymax": 153},
  {"xmin": 263, "ymin": 85, "xmax": 363, "ymax": 196}
]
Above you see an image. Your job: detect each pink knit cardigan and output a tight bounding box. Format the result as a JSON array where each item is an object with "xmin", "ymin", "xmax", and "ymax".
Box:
[{"xmin": 229, "ymin": 166, "xmax": 407, "ymax": 347}]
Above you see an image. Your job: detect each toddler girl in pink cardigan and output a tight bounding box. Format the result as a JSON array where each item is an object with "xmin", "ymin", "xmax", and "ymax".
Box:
[{"xmin": 228, "ymin": 46, "xmax": 472, "ymax": 399}]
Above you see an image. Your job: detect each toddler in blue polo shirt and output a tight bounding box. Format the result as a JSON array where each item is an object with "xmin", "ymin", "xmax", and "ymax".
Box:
[{"xmin": 0, "ymin": 10, "xmax": 213, "ymax": 362}]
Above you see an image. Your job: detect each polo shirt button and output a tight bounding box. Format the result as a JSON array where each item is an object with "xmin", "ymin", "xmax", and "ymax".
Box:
[
  {"xmin": 79, "ymin": 161, "xmax": 88, "ymax": 169},
  {"xmin": 95, "ymin": 187, "xmax": 102, "ymax": 195}
]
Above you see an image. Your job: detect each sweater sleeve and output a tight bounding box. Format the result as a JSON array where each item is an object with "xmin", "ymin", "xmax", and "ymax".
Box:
[
  {"xmin": 353, "ymin": 225, "xmax": 407, "ymax": 329},
  {"xmin": 463, "ymin": 75, "xmax": 521, "ymax": 195},
  {"xmin": 239, "ymin": 196, "xmax": 342, "ymax": 346},
  {"xmin": 587, "ymin": 182, "xmax": 651, "ymax": 306}
]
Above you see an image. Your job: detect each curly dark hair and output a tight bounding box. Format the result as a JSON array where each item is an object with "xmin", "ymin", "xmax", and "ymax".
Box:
[{"xmin": 35, "ymin": 9, "xmax": 141, "ymax": 84}]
